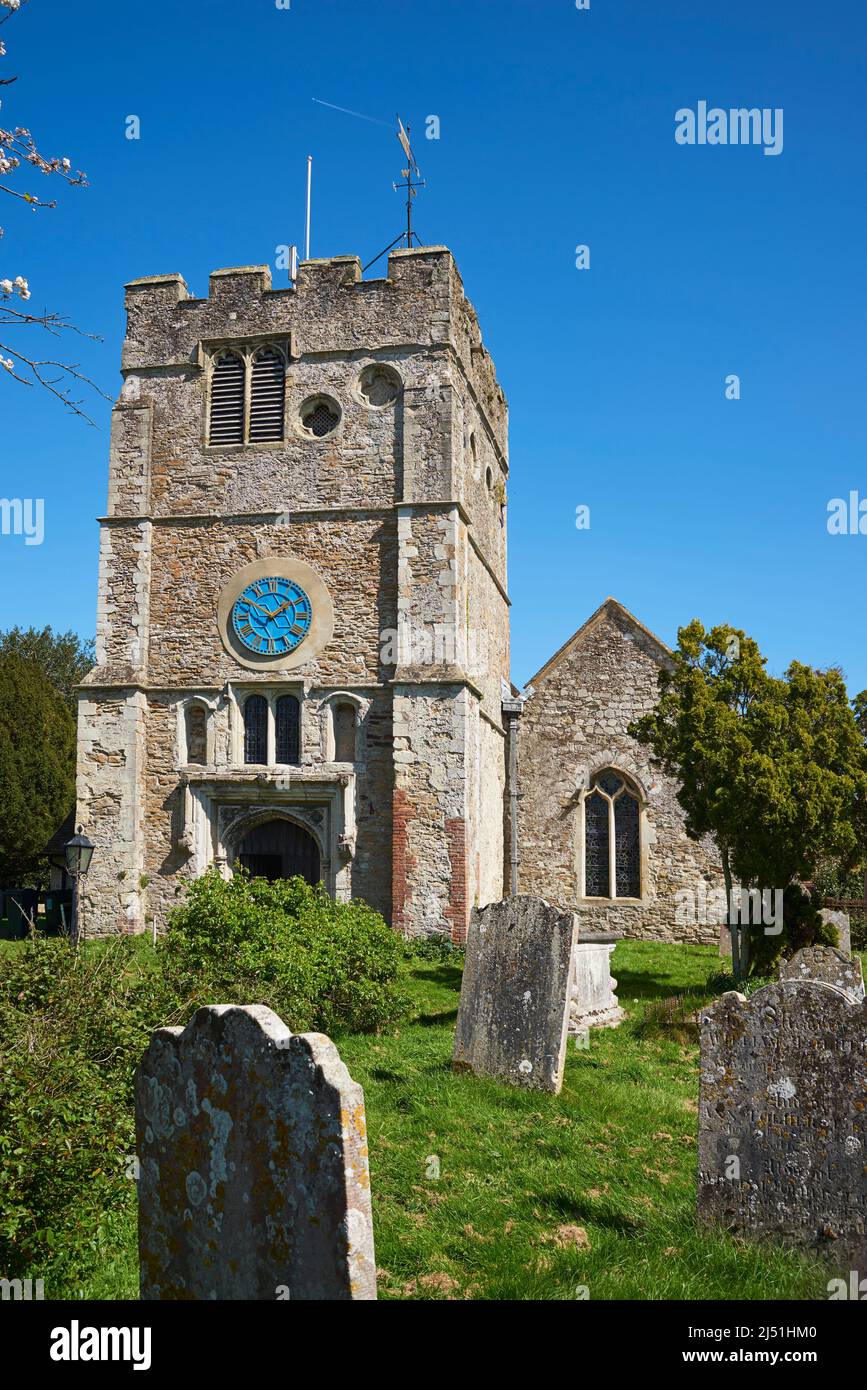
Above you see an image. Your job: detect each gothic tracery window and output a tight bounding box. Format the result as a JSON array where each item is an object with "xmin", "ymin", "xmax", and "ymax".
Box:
[{"xmin": 583, "ymin": 769, "xmax": 641, "ymax": 899}]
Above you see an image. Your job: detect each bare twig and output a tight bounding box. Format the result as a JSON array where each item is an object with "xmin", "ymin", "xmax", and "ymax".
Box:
[{"xmin": 0, "ymin": 337, "xmax": 110, "ymax": 424}]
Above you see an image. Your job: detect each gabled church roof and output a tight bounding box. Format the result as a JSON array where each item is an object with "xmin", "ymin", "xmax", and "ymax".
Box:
[{"xmin": 527, "ymin": 597, "xmax": 672, "ymax": 687}]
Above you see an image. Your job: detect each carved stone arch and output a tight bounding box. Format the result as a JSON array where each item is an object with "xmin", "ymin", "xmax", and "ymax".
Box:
[
  {"xmin": 576, "ymin": 754, "xmax": 650, "ymax": 803},
  {"xmin": 222, "ymin": 807, "xmax": 328, "ymax": 889},
  {"xmin": 251, "ymin": 340, "xmax": 289, "ymax": 366},
  {"xmin": 223, "ymin": 806, "xmax": 325, "ymax": 862}
]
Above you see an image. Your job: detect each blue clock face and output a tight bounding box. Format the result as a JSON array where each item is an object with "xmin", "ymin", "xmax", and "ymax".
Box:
[{"xmin": 231, "ymin": 577, "xmax": 312, "ymax": 657}]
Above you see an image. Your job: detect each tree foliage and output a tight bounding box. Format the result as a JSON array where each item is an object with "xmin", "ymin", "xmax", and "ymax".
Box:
[
  {"xmin": 629, "ymin": 620, "xmax": 867, "ymax": 974},
  {"xmin": 0, "ymin": 652, "xmax": 75, "ymax": 883},
  {"xmin": 0, "ymin": 624, "xmax": 93, "ymax": 711}
]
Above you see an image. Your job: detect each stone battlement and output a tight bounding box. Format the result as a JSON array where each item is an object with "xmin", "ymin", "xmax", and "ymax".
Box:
[{"xmin": 122, "ymin": 246, "xmax": 506, "ymax": 444}]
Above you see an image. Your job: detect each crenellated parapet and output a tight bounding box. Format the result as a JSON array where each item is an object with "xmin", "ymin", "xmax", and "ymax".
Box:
[{"xmin": 120, "ymin": 248, "xmax": 505, "ymax": 449}]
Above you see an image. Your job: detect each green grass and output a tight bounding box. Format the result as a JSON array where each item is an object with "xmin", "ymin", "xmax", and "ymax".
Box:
[{"xmin": 60, "ymin": 938, "xmax": 838, "ymax": 1301}]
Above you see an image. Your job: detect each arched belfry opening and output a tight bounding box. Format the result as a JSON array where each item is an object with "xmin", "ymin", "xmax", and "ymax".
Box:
[{"xmin": 234, "ymin": 818, "xmax": 321, "ymax": 886}]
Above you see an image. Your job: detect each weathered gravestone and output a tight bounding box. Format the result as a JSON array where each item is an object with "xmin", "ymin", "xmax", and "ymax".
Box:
[
  {"xmin": 135, "ymin": 1004, "xmax": 377, "ymax": 1300},
  {"xmin": 698, "ymin": 980, "xmax": 867, "ymax": 1266},
  {"xmin": 819, "ymin": 908, "xmax": 852, "ymax": 957},
  {"xmin": 569, "ymin": 932, "xmax": 625, "ymax": 1035},
  {"xmin": 453, "ymin": 895, "xmax": 576, "ymax": 1093},
  {"xmin": 779, "ymin": 945, "xmax": 864, "ymax": 1002}
]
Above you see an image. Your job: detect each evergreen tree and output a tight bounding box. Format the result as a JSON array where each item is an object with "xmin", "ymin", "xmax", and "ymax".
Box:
[
  {"xmin": 630, "ymin": 621, "xmax": 867, "ymax": 977},
  {"xmin": 0, "ymin": 654, "xmax": 76, "ymax": 885}
]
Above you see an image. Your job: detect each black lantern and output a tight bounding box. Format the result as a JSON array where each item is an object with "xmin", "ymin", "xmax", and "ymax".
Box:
[
  {"xmin": 64, "ymin": 828, "xmax": 95, "ymax": 879},
  {"xmin": 64, "ymin": 827, "xmax": 95, "ymax": 948}
]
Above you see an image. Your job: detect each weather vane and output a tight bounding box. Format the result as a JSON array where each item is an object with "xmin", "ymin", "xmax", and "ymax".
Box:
[{"xmin": 363, "ymin": 116, "xmax": 426, "ymax": 272}]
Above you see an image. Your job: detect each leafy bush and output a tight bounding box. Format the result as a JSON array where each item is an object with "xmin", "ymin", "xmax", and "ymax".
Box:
[
  {"xmin": 0, "ymin": 875, "xmax": 407, "ymax": 1283},
  {"xmin": 745, "ymin": 883, "xmax": 838, "ymax": 976},
  {"xmin": 404, "ymin": 934, "xmax": 465, "ymax": 965},
  {"xmin": 160, "ymin": 869, "xmax": 409, "ymax": 1036},
  {"xmin": 0, "ymin": 937, "xmax": 169, "ymax": 1282}
]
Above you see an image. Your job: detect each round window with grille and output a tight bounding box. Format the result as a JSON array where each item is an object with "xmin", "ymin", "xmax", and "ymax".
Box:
[{"xmin": 299, "ymin": 395, "xmax": 341, "ymax": 438}]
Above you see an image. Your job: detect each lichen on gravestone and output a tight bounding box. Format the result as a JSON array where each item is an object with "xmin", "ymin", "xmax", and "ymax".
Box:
[
  {"xmin": 698, "ymin": 979, "xmax": 867, "ymax": 1269},
  {"xmin": 134, "ymin": 1004, "xmax": 376, "ymax": 1300}
]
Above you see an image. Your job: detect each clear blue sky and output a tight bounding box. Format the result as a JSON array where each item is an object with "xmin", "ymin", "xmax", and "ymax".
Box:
[{"xmin": 1, "ymin": 0, "xmax": 865, "ymax": 694}]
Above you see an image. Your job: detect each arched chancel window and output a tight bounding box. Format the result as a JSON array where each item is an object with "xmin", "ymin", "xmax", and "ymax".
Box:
[
  {"xmin": 583, "ymin": 769, "xmax": 641, "ymax": 899},
  {"xmin": 243, "ymin": 694, "xmax": 268, "ymax": 765},
  {"xmin": 209, "ymin": 351, "xmax": 245, "ymax": 445},
  {"xmin": 333, "ymin": 702, "xmax": 356, "ymax": 762},
  {"xmin": 275, "ymin": 695, "xmax": 300, "ymax": 765},
  {"xmin": 185, "ymin": 703, "xmax": 208, "ymax": 765},
  {"xmin": 249, "ymin": 348, "xmax": 285, "ymax": 442}
]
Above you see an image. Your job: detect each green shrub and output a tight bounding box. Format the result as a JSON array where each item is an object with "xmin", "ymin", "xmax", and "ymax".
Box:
[
  {"xmin": 745, "ymin": 883, "xmax": 837, "ymax": 976},
  {"xmin": 160, "ymin": 869, "xmax": 409, "ymax": 1036},
  {"xmin": 404, "ymin": 934, "xmax": 465, "ymax": 965},
  {"xmin": 0, "ymin": 937, "xmax": 169, "ymax": 1282}
]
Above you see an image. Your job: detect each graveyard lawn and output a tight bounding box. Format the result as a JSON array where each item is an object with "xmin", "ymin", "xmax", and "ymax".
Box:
[{"xmin": 75, "ymin": 939, "xmax": 838, "ymax": 1302}]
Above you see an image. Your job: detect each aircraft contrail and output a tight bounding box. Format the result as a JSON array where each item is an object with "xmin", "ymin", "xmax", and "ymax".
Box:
[{"xmin": 311, "ymin": 98, "xmax": 391, "ymax": 128}]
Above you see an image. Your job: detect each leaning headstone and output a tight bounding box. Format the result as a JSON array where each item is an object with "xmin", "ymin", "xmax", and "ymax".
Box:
[
  {"xmin": 819, "ymin": 908, "xmax": 852, "ymax": 957},
  {"xmin": 453, "ymin": 895, "xmax": 576, "ymax": 1094},
  {"xmin": 779, "ymin": 945, "xmax": 863, "ymax": 1002},
  {"xmin": 569, "ymin": 932, "xmax": 625, "ymax": 1034},
  {"xmin": 135, "ymin": 1004, "xmax": 376, "ymax": 1300},
  {"xmin": 698, "ymin": 980, "xmax": 867, "ymax": 1266}
]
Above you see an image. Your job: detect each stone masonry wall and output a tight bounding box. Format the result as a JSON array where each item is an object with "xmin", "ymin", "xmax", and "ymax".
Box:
[
  {"xmin": 517, "ymin": 601, "xmax": 721, "ymax": 944},
  {"xmin": 77, "ymin": 246, "xmax": 510, "ymax": 937}
]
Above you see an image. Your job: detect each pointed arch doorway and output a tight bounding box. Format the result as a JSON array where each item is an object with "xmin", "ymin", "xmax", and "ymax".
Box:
[{"xmin": 235, "ymin": 818, "xmax": 321, "ymax": 886}]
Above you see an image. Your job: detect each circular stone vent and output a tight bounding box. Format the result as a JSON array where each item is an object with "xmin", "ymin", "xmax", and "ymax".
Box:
[
  {"xmin": 300, "ymin": 395, "xmax": 341, "ymax": 438},
  {"xmin": 358, "ymin": 363, "xmax": 402, "ymax": 408}
]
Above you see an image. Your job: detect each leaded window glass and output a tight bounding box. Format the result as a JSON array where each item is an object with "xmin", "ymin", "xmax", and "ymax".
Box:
[
  {"xmin": 243, "ymin": 694, "xmax": 268, "ymax": 765},
  {"xmin": 583, "ymin": 769, "xmax": 641, "ymax": 899},
  {"xmin": 275, "ymin": 695, "xmax": 300, "ymax": 765},
  {"xmin": 584, "ymin": 790, "xmax": 610, "ymax": 897},
  {"xmin": 614, "ymin": 790, "xmax": 641, "ymax": 897}
]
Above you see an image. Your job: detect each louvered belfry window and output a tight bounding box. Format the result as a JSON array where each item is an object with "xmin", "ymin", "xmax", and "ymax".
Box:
[
  {"xmin": 249, "ymin": 349, "xmax": 286, "ymax": 442},
  {"xmin": 209, "ymin": 351, "xmax": 245, "ymax": 445},
  {"xmin": 208, "ymin": 345, "xmax": 288, "ymax": 445}
]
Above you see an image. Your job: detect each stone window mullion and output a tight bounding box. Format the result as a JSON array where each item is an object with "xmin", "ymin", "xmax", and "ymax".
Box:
[
  {"xmin": 243, "ymin": 347, "xmax": 253, "ymax": 444},
  {"xmin": 608, "ymin": 794, "xmax": 617, "ymax": 900},
  {"xmin": 266, "ymin": 698, "xmax": 276, "ymax": 767}
]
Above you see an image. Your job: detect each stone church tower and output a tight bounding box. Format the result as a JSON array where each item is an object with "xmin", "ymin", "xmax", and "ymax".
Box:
[{"xmin": 76, "ymin": 247, "xmax": 510, "ymax": 939}]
